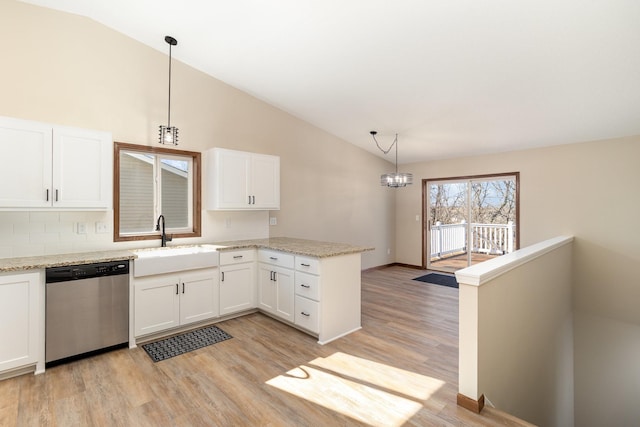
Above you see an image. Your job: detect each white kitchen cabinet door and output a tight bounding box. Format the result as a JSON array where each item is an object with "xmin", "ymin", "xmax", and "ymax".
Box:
[
  {"xmin": 179, "ymin": 269, "xmax": 219, "ymax": 326},
  {"xmin": 0, "ymin": 271, "xmax": 41, "ymax": 373},
  {"xmin": 219, "ymin": 262, "xmax": 256, "ymax": 315},
  {"xmin": 257, "ymin": 264, "xmax": 276, "ymax": 313},
  {"xmin": 207, "ymin": 148, "xmax": 279, "ymax": 210},
  {"xmin": 0, "ymin": 116, "xmax": 112, "ymax": 210},
  {"xmin": 251, "ymin": 153, "xmax": 280, "ymax": 209},
  {"xmin": 134, "ymin": 274, "xmax": 181, "ymax": 336},
  {"xmin": 258, "ymin": 263, "xmax": 294, "ymax": 322},
  {"xmin": 209, "ymin": 148, "xmax": 251, "ymax": 209},
  {"xmin": 0, "ymin": 117, "xmax": 52, "ymax": 208},
  {"xmin": 53, "ymin": 126, "xmax": 112, "ymax": 209}
]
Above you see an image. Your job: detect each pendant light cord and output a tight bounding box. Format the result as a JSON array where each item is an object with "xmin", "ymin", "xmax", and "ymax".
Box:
[
  {"xmin": 167, "ymin": 42, "xmax": 172, "ymax": 128},
  {"xmin": 371, "ymin": 132, "xmax": 399, "ymax": 172}
]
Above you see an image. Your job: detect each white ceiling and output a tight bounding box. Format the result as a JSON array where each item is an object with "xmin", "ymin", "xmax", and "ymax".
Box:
[{"xmin": 20, "ymin": 0, "xmax": 640, "ymax": 164}]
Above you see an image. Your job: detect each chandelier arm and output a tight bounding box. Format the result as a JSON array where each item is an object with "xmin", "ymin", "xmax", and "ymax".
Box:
[{"xmin": 371, "ymin": 132, "xmax": 397, "ymax": 155}]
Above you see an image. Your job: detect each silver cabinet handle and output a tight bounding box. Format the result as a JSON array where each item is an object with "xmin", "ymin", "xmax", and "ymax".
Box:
[
  {"xmin": 300, "ymin": 284, "xmax": 310, "ymax": 288},
  {"xmin": 301, "ymin": 312, "xmax": 310, "ymax": 317}
]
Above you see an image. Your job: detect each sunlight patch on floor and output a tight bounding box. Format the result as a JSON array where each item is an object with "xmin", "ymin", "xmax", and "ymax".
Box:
[
  {"xmin": 309, "ymin": 352, "xmax": 445, "ymax": 400},
  {"xmin": 266, "ymin": 352, "xmax": 445, "ymax": 427}
]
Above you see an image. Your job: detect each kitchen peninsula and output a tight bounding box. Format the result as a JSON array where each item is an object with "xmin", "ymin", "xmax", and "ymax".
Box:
[{"xmin": 214, "ymin": 237, "xmax": 373, "ymax": 344}]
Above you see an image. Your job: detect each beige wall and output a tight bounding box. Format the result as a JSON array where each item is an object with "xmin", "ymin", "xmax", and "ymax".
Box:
[
  {"xmin": 477, "ymin": 240, "xmax": 573, "ymax": 426},
  {"xmin": 397, "ymin": 137, "xmax": 640, "ymax": 425},
  {"xmin": 0, "ymin": 0, "xmax": 395, "ymax": 268}
]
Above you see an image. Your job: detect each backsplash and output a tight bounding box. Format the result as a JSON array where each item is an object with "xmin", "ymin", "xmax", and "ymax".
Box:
[
  {"xmin": 0, "ymin": 210, "xmax": 270, "ymax": 259},
  {"xmin": 0, "ymin": 211, "xmax": 114, "ymax": 258}
]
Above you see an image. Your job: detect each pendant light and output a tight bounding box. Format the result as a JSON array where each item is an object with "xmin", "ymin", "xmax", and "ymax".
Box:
[
  {"xmin": 159, "ymin": 35, "xmax": 178, "ymax": 145},
  {"xmin": 370, "ymin": 131, "xmax": 413, "ymax": 187}
]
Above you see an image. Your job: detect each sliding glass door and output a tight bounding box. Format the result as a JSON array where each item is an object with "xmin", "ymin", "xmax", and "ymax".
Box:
[{"xmin": 424, "ymin": 173, "xmax": 519, "ymax": 272}]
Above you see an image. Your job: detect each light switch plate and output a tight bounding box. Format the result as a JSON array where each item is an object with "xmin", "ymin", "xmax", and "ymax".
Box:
[{"xmin": 269, "ymin": 217, "xmax": 277, "ymax": 226}]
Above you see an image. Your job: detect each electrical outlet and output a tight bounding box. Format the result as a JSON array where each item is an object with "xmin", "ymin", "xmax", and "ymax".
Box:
[
  {"xmin": 77, "ymin": 222, "xmax": 87, "ymax": 234},
  {"xmin": 269, "ymin": 217, "xmax": 277, "ymax": 226},
  {"xmin": 96, "ymin": 222, "xmax": 109, "ymax": 233},
  {"xmin": 387, "ymin": 248, "xmax": 391, "ymax": 255}
]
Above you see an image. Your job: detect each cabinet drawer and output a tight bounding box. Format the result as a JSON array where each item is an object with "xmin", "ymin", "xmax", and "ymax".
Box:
[
  {"xmin": 295, "ymin": 256, "xmax": 320, "ymax": 275},
  {"xmin": 295, "ymin": 296, "xmax": 319, "ymax": 333},
  {"xmin": 258, "ymin": 249, "xmax": 294, "ymax": 269},
  {"xmin": 219, "ymin": 249, "xmax": 255, "ymax": 265},
  {"xmin": 295, "ymin": 271, "xmax": 320, "ymax": 301}
]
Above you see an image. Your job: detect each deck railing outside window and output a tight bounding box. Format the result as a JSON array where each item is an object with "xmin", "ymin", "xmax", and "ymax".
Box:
[{"xmin": 430, "ymin": 221, "xmax": 515, "ymax": 258}]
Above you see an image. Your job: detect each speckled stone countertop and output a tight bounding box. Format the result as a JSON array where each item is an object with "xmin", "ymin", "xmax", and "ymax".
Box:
[
  {"xmin": 0, "ymin": 250, "xmax": 136, "ymax": 273},
  {"xmin": 214, "ymin": 237, "xmax": 374, "ymax": 258},
  {"xmin": 0, "ymin": 238, "xmax": 373, "ymax": 273}
]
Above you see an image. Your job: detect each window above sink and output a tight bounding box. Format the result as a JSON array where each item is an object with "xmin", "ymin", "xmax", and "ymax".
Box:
[{"xmin": 114, "ymin": 142, "xmax": 202, "ymax": 243}]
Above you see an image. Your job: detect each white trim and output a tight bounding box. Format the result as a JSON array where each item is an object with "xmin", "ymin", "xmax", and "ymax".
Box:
[{"xmin": 455, "ymin": 235, "xmax": 574, "ymax": 286}]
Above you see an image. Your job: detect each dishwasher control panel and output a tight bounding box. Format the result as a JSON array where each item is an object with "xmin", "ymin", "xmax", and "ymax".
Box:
[{"xmin": 46, "ymin": 260, "xmax": 130, "ymax": 283}]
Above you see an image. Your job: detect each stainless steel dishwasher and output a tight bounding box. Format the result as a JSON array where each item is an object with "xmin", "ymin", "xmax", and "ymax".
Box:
[{"xmin": 45, "ymin": 260, "xmax": 129, "ymax": 365}]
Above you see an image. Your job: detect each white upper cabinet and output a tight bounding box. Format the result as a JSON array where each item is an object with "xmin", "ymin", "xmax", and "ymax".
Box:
[
  {"xmin": 0, "ymin": 116, "xmax": 112, "ymax": 210},
  {"xmin": 207, "ymin": 148, "xmax": 280, "ymax": 210},
  {"xmin": 0, "ymin": 117, "xmax": 52, "ymax": 208},
  {"xmin": 52, "ymin": 126, "xmax": 112, "ymax": 209}
]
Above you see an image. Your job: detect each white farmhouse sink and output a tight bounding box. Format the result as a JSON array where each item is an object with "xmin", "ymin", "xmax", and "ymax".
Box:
[{"xmin": 133, "ymin": 244, "xmax": 225, "ymax": 277}]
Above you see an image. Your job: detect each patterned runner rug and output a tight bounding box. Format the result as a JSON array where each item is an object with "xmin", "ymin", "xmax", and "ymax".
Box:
[{"xmin": 142, "ymin": 325, "xmax": 232, "ymax": 362}]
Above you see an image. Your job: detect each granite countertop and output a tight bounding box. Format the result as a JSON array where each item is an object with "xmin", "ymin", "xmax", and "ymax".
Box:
[
  {"xmin": 0, "ymin": 250, "xmax": 136, "ymax": 273},
  {"xmin": 0, "ymin": 237, "xmax": 374, "ymax": 273},
  {"xmin": 214, "ymin": 237, "xmax": 374, "ymax": 258}
]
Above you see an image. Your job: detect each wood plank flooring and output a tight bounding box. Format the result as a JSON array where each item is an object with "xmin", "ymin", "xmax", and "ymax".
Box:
[
  {"xmin": 429, "ymin": 252, "xmax": 499, "ymax": 271},
  {"xmin": 0, "ymin": 266, "xmax": 531, "ymax": 427}
]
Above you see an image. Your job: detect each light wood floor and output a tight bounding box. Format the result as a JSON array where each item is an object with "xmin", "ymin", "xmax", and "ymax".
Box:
[
  {"xmin": 0, "ymin": 266, "xmax": 530, "ymax": 427},
  {"xmin": 430, "ymin": 252, "xmax": 499, "ymax": 271}
]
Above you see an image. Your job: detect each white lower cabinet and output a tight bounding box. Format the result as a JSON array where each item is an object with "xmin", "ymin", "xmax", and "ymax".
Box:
[
  {"xmin": 258, "ymin": 264, "xmax": 295, "ymax": 322},
  {"xmin": 294, "ymin": 295, "xmax": 319, "ymax": 333},
  {"xmin": 0, "ymin": 271, "xmax": 42, "ymax": 373},
  {"xmin": 134, "ymin": 268, "xmax": 218, "ymax": 337},
  {"xmin": 258, "ymin": 249, "xmax": 295, "ymax": 322},
  {"xmin": 216, "ymin": 247, "xmax": 362, "ymax": 344},
  {"xmin": 293, "ymin": 253, "xmax": 362, "ymax": 344},
  {"xmin": 219, "ymin": 250, "xmax": 256, "ymax": 316}
]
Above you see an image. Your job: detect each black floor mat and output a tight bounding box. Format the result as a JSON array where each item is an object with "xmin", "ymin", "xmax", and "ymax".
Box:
[
  {"xmin": 142, "ymin": 325, "xmax": 232, "ymax": 362},
  {"xmin": 413, "ymin": 273, "xmax": 458, "ymax": 288}
]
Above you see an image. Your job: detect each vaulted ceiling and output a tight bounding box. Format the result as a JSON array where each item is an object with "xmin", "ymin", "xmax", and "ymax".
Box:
[{"xmin": 20, "ymin": 0, "xmax": 640, "ymax": 163}]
